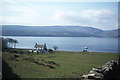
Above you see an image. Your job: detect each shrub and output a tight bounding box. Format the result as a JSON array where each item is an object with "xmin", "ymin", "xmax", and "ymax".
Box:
[
  {"xmin": 19, "ymin": 51, "xmax": 25, "ymax": 54},
  {"xmin": 12, "ymin": 51, "xmax": 17, "ymax": 53},
  {"xmin": 48, "ymin": 49, "xmax": 53, "ymax": 53}
]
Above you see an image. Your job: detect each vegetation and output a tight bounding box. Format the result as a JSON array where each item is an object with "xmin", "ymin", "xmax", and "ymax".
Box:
[
  {"xmin": 2, "ymin": 49, "xmax": 118, "ymax": 78},
  {"xmin": 53, "ymin": 46, "xmax": 58, "ymax": 51},
  {"xmin": 48, "ymin": 49, "xmax": 53, "ymax": 53},
  {"xmin": 0, "ymin": 37, "xmax": 18, "ymax": 51},
  {"xmin": 0, "ymin": 37, "xmax": 8, "ymax": 51},
  {"xmin": 1, "ymin": 37, "xmax": 119, "ymax": 78},
  {"xmin": 5, "ymin": 38, "xmax": 18, "ymax": 48}
]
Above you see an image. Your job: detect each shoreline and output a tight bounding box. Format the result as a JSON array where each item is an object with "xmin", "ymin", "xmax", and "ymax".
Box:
[{"xmin": 7, "ymin": 48, "xmax": 119, "ymax": 54}]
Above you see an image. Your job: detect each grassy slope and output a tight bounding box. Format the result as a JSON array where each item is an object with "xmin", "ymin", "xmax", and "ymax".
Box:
[{"xmin": 2, "ymin": 50, "xmax": 118, "ymax": 78}]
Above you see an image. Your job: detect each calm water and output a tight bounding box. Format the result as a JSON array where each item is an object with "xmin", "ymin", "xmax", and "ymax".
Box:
[{"xmin": 3, "ymin": 36, "xmax": 119, "ymax": 53}]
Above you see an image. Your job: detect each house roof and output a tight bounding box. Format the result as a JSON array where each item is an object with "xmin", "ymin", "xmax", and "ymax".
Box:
[{"xmin": 34, "ymin": 44, "xmax": 44, "ymax": 48}]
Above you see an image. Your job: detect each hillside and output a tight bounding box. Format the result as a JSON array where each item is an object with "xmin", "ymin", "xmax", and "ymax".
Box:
[
  {"xmin": 2, "ymin": 50, "xmax": 118, "ymax": 78},
  {"xmin": 97, "ymin": 29, "xmax": 120, "ymax": 38},
  {"xmin": 2, "ymin": 25, "xmax": 119, "ymax": 37}
]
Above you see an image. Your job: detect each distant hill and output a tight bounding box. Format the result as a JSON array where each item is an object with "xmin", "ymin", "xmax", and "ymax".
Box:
[
  {"xmin": 2, "ymin": 25, "xmax": 119, "ymax": 37},
  {"xmin": 97, "ymin": 29, "xmax": 120, "ymax": 38}
]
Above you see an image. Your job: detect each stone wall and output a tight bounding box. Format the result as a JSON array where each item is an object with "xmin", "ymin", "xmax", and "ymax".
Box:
[{"xmin": 82, "ymin": 60, "xmax": 118, "ymax": 80}]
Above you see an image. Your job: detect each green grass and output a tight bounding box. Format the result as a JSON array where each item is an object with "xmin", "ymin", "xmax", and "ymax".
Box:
[{"xmin": 2, "ymin": 49, "xmax": 118, "ymax": 78}]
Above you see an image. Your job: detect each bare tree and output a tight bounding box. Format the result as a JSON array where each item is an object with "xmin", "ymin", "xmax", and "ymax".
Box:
[{"xmin": 53, "ymin": 46, "xmax": 58, "ymax": 51}]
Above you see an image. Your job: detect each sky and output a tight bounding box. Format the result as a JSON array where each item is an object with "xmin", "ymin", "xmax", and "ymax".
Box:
[{"xmin": 1, "ymin": 0, "xmax": 119, "ymax": 30}]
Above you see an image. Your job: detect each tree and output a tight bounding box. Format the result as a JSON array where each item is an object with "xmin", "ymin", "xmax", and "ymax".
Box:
[
  {"xmin": 0, "ymin": 37, "xmax": 8, "ymax": 51},
  {"xmin": 13, "ymin": 39, "xmax": 18, "ymax": 48},
  {"xmin": 5, "ymin": 38, "xmax": 18, "ymax": 48},
  {"xmin": 53, "ymin": 46, "xmax": 58, "ymax": 51},
  {"xmin": 5, "ymin": 38, "xmax": 14, "ymax": 48},
  {"xmin": 43, "ymin": 43, "xmax": 47, "ymax": 50}
]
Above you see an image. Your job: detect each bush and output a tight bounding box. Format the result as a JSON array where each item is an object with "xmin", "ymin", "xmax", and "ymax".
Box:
[
  {"xmin": 48, "ymin": 49, "xmax": 53, "ymax": 53},
  {"xmin": 19, "ymin": 51, "xmax": 25, "ymax": 54},
  {"xmin": 12, "ymin": 51, "xmax": 17, "ymax": 53}
]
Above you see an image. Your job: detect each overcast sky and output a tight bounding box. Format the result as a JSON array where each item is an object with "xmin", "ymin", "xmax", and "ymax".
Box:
[{"xmin": 1, "ymin": 0, "xmax": 119, "ymax": 30}]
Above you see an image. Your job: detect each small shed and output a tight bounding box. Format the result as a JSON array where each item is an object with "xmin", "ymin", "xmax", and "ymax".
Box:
[{"xmin": 83, "ymin": 46, "xmax": 88, "ymax": 52}]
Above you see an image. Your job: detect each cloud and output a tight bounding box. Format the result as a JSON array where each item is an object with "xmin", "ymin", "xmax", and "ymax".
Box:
[
  {"xmin": 9, "ymin": 6, "xmax": 39, "ymax": 17},
  {"xmin": 2, "ymin": 4, "xmax": 41, "ymax": 25},
  {"xmin": 52, "ymin": 9, "xmax": 117, "ymax": 29},
  {"xmin": 2, "ymin": 1, "xmax": 118, "ymax": 30},
  {"xmin": 52, "ymin": 9, "xmax": 116, "ymax": 24},
  {"xmin": 2, "ymin": 0, "xmax": 41, "ymax": 24}
]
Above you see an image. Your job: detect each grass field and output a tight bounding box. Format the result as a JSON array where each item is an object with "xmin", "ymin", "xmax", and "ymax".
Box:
[{"xmin": 2, "ymin": 49, "xmax": 118, "ymax": 78}]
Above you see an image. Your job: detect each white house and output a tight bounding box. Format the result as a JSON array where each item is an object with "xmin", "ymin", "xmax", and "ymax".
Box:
[{"xmin": 29, "ymin": 43, "xmax": 47, "ymax": 53}]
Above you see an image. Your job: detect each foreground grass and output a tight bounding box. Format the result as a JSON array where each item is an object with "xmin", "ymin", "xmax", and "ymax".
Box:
[{"xmin": 2, "ymin": 49, "xmax": 118, "ymax": 78}]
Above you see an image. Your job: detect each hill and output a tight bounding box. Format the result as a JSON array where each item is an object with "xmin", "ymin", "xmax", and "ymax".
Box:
[
  {"xmin": 97, "ymin": 29, "xmax": 120, "ymax": 38},
  {"xmin": 2, "ymin": 25, "xmax": 119, "ymax": 37},
  {"xmin": 2, "ymin": 49, "xmax": 118, "ymax": 78}
]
